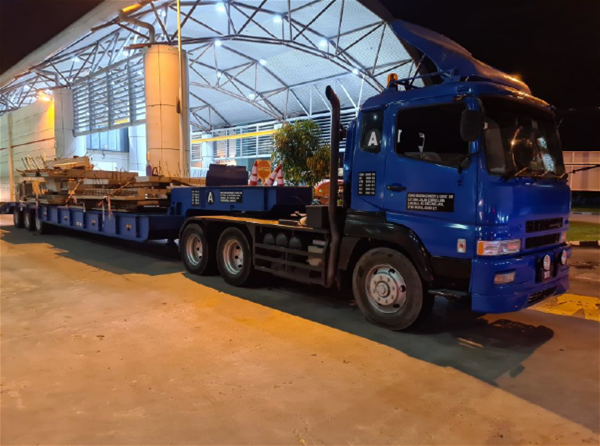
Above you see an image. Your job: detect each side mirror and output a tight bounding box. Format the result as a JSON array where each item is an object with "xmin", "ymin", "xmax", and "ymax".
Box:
[{"xmin": 460, "ymin": 109, "xmax": 483, "ymax": 142}]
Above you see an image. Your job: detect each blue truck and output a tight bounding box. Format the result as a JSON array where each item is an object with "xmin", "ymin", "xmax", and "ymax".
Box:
[{"xmin": 4, "ymin": 20, "xmax": 571, "ymax": 331}]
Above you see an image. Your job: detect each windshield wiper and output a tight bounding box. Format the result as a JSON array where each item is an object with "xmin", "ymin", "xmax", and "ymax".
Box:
[{"xmin": 504, "ymin": 166, "xmax": 537, "ymax": 179}]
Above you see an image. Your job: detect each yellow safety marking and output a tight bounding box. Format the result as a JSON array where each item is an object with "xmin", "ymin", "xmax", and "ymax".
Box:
[
  {"xmin": 191, "ymin": 129, "xmax": 276, "ymax": 144},
  {"xmin": 530, "ymin": 294, "xmax": 600, "ymax": 322}
]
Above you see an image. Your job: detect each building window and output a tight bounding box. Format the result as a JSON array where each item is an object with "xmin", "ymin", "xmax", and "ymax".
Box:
[{"xmin": 86, "ymin": 128, "xmax": 130, "ymax": 152}]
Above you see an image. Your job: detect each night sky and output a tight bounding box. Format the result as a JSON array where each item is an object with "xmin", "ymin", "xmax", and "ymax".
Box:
[{"xmin": 1, "ymin": 0, "xmax": 598, "ymax": 148}]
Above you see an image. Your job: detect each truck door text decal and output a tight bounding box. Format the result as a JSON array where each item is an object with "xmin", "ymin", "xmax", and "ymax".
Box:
[
  {"xmin": 358, "ymin": 172, "xmax": 377, "ymax": 196},
  {"xmin": 406, "ymin": 193, "xmax": 455, "ymax": 212}
]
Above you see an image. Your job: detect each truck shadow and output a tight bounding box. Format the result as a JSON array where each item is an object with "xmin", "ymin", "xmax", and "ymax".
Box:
[
  {"xmin": 2, "ymin": 223, "xmax": 598, "ymax": 433},
  {"xmin": 187, "ymin": 274, "xmax": 599, "ymax": 434},
  {"xmin": 0, "ymin": 225, "xmax": 183, "ymax": 276}
]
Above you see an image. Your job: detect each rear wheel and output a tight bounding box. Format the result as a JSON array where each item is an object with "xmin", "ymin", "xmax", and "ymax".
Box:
[
  {"xmin": 34, "ymin": 211, "xmax": 50, "ymax": 235},
  {"xmin": 352, "ymin": 248, "xmax": 433, "ymax": 331},
  {"xmin": 23, "ymin": 210, "xmax": 36, "ymax": 231},
  {"xmin": 217, "ymin": 227, "xmax": 255, "ymax": 287},
  {"xmin": 13, "ymin": 208, "xmax": 24, "ymax": 228},
  {"xmin": 180, "ymin": 224, "xmax": 216, "ymax": 275}
]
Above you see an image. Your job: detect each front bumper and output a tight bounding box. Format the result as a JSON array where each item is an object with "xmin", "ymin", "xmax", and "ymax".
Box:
[{"xmin": 470, "ymin": 244, "xmax": 571, "ymax": 313}]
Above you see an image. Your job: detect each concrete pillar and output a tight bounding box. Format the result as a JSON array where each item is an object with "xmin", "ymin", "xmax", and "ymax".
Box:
[
  {"xmin": 53, "ymin": 88, "xmax": 78, "ymax": 158},
  {"xmin": 144, "ymin": 44, "xmax": 190, "ymax": 177}
]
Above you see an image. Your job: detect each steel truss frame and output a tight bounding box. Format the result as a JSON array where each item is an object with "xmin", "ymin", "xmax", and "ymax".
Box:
[{"xmin": 0, "ymin": 0, "xmax": 415, "ymax": 133}]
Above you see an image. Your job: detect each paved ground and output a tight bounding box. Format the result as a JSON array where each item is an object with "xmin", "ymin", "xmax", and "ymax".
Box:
[{"xmin": 1, "ymin": 215, "xmax": 599, "ymax": 445}]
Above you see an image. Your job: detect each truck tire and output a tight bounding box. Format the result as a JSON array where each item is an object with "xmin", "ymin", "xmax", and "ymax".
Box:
[
  {"xmin": 181, "ymin": 224, "xmax": 216, "ymax": 275},
  {"xmin": 217, "ymin": 227, "xmax": 255, "ymax": 287},
  {"xmin": 13, "ymin": 208, "xmax": 24, "ymax": 228},
  {"xmin": 34, "ymin": 211, "xmax": 50, "ymax": 235},
  {"xmin": 352, "ymin": 248, "xmax": 433, "ymax": 331},
  {"xmin": 23, "ymin": 210, "xmax": 36, "ymax": 231}
]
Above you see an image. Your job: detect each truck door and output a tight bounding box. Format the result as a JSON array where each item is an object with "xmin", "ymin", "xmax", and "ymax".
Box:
[
  {"xmin": 350, "ymin": 107, "xmax": 387, "ymax": 212},
  {"xmin": 383, "ymin": 99, "xmax": 478, "ymax": 258}
]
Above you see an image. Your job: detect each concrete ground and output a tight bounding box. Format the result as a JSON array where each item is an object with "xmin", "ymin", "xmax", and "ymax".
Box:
[{"xmin": 1, "ymin": 215, "xmax": 598, "ymax": 445}]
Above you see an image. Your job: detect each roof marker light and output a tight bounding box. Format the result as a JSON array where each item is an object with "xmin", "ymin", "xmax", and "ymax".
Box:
[
  {"xmin": 259, "ymin": 59, "xmax": 267, "ymax": 66},
  {"xmin": 216, "ymin": 2, "xmax": 226, "ymax": 13}
]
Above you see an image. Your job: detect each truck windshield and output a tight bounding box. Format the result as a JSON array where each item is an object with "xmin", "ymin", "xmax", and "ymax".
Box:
[{"xmin": 483, "ymin": 97, "xmax": 565, "ymax": 177}]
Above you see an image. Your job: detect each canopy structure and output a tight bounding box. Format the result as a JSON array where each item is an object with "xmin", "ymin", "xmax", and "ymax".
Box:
[{"xmin": 0, "ymin": 0, "xmax": 419, "ymax": 132}]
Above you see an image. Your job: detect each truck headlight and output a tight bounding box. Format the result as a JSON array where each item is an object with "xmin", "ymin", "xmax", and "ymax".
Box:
[{"xmin": 477, "ymin": 239, "xmax": 521, "ymax": 256}]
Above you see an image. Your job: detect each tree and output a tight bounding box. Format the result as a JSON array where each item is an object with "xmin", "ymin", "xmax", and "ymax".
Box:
[{"xmin": 271, "ymin": 119, "xmax": 331, "ymax": 187}]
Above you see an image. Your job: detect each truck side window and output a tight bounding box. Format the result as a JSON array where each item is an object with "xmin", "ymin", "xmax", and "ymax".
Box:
[
  {"xmin": 360, "ymin": 110, "xmax": 384, "ymax": 154},
  {"xmin": 395, "ymin": 104, "xmax": 469, "ymax": 167}
]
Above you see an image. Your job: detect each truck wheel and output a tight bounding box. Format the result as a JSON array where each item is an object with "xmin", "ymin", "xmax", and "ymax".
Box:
[
  {"xmin": 23, "ymin": 210, "xmax": 36, "ymax": 231},
  {"xmin": 181, "ymin": 224, "xmax": 216, "ymax": 275},
  {"xmin": 352, "ymin": 248, "xmax": 433, "ymax": 331},
  {"xmin": 13, "ymin": 208, "xmax": 24, "ymax": 228},
  {"xmin": 34, "ymin": 212, "xmax": 50, "ymax": 235},
  {"xmin": 217, "ymin": 227, "xmax": 254, "ymax": 287}
]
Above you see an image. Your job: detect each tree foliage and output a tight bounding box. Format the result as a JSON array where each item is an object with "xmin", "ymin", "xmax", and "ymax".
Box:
[{"xmin": 271, "ymin": 119, "xmax": 331, "ymax": 187}]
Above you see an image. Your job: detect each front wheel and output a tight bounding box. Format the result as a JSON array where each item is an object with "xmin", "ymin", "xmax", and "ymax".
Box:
[
  {"xmin": 217, "ymin": 227, "xmax": 255, "ymax": 287},
  {"xmin": 352, "ymin": 248, "xmax": 433, "ymax": 331}
]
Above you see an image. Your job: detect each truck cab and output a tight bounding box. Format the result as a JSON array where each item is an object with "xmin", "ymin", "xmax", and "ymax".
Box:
[{"xmin": 340, "ymin": 20, "xmax": 570, "ymax": 327}]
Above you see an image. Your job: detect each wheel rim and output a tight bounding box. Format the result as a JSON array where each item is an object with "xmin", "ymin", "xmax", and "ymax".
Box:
[
  {"xmin": 222, "ymin": 238, "xmax": 244, "ymax": 275},
  {"xmin": 185, "ymin": 233, "xmax": 203, "ymax": 266},
  {"xmin": 364, "ymin": 264, "xmax": 407, "ymax": 314}
]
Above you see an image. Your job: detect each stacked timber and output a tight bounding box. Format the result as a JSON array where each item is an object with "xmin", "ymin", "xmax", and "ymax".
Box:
[{"xmin": 17, "ymin": 156, "xmax": 205, "ymax": 212}]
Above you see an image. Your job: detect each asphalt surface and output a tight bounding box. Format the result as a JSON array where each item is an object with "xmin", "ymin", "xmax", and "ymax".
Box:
[{"xmin": 1, "ymin": 215, "xmax": 599, "ymax": 445}]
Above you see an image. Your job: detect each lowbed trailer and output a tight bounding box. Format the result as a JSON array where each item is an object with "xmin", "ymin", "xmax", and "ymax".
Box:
[{"xmin": 2, "ymin": 20, "xmax": 573, "ymax": 331}]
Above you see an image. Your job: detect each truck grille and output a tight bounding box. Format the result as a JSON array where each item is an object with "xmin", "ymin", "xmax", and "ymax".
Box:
[
  {"xmin": 525, "ymin": 233, "xmax": 560, "ymax": 250},
  {"xmin": 526, "ymin": 218, "xmax": 563, "ymax": 233},
  {"xmin": 528, "ymin": 287, "xmax": 556, "ymax": 305}
]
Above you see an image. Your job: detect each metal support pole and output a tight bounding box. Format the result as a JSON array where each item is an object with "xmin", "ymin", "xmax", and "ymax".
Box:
[
  {"xmin": 177, "ymin": 0, "xmax": 189, "ymax": 177},
  {"xmin": 7, "ymin": 113, "xmax": 15, "ymax": 201}
]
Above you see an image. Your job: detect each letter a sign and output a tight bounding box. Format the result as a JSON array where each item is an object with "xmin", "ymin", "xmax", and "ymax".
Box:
[
  {"xmin": 368, "ymin": 131, "xmax": 379, "ymax": 147},
  {"xmin": 207, "ymin": 191, "xmax": 215, "ymax": 204}
]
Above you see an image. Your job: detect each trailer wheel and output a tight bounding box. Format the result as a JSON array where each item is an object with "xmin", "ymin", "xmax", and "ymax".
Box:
[
  {"xmin": 352, "ymin": 248, "xmax": 433, "ymax": 331},
  {"xmin": 34, "ymin": 211, "xmax": 50, "ymax": 235},
  {"xmin": 23, "ymin": 210, "xmax": 36, "ymax": 231},
  {"xmin": 181, "ymin": 224, "xmax": 216, "ymax": 275},
  {"xmin": 13, "ymin": 208, "xmax": 24, "ymax": 228},
  {"xmin": 217, "ymin": 227, "xmax": 254, "ymax": 287}
]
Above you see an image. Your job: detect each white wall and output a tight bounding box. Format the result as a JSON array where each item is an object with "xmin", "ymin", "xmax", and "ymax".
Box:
[{"xmin": 0, "ymin": 100, "xmax": 57, "ymax": 201}]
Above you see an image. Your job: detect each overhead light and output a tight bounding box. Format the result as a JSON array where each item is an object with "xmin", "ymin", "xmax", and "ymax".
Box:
[
  {"xmin": 215, "ymin": 40, "xmax": 223, "ymax": 47},
  {"xmin": 217, "ymin": 71, "xmax": 222, "ymax": 78},
  {"xmin": 23, "ymin": 85, "xmax": 31, "ymax": 91},
  {"xmin": 273, "ymin": 15, "xmax": 282, "ymax": 24},
  {"xmin": 319, "ymin": 39, "xmax": 328, "ymax": 48},
  {"xmin": 248, "ymin": 93, "xmax": 256, "ymax": 100},
  {"xmin": 72, "ymin": 56, "xmax": 81, "ymax": 63},
  {"xmin": 216, "ymin": 2, "xmax": 226, "ymax": 13},
  {"xmin": 37, "ymin": 92, "xmax": 52, "ymax": 102},
  {"xmin": 160, "ymin": 9, "xmax": 166, "ymax": 17},
  {"xmin": 259, "ymin": 59, "xmax": 267, "ymax": 66},
  {"xmin": 352, "ymin": 68, "xmax": 360, "ymax": 75}
]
